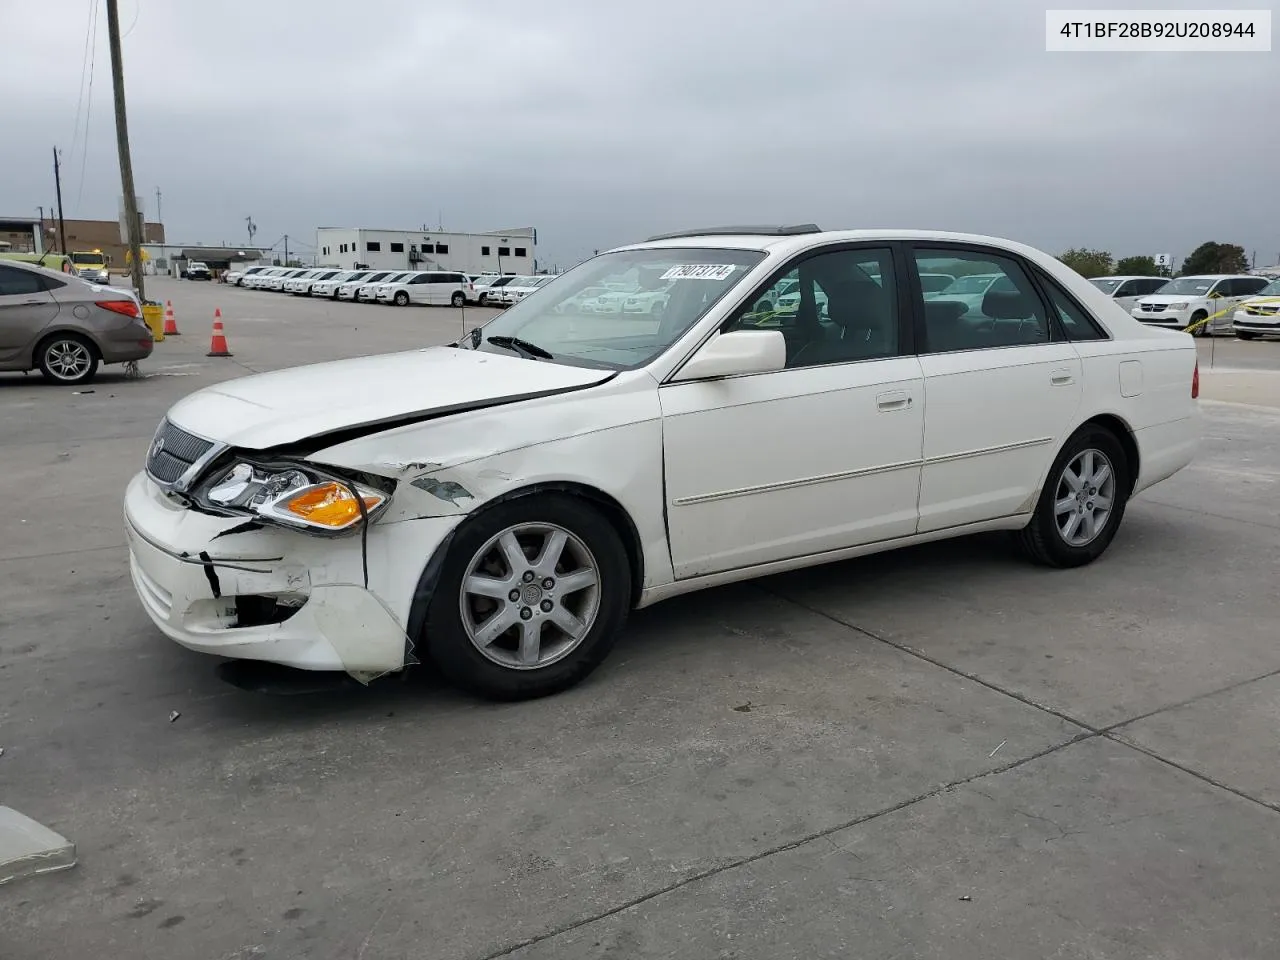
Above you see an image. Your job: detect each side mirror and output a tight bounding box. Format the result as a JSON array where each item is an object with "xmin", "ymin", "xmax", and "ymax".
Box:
[{"xmin": 671, "ymin": 329, "xmax": 786, "ymax": 382}]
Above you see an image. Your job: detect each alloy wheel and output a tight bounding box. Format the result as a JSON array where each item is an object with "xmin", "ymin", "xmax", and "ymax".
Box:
[
  {"xmin": 1054, "ymin": 448, "xmax": 1115, "ymax": 546},
  {"xmin": 458, "ymin": 523, "xmax": 601, "ymax": 670}
]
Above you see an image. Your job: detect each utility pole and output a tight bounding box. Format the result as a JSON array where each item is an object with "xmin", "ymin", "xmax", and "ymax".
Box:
[
  {"xmin": 52, "ymin": 148, "xmax": 68, "ymax": 254},
  {"xmin": 283, "ymin": 235, "xmax": 289, "ymax": 266},
  {"xmin": 106, "ymin": 0, "xmax": 145, "ymax": 300},
  {"xmin": 155, "ymin": 187, "xmax": 162, "ymax": 227}
]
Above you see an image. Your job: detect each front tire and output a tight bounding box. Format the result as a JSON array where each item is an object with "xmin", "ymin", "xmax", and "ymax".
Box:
[
  {"xmin": 1016, "ymin": 424, "xmax": 1130, "ymax": 568},
  {"xmin": 423, "ymin": 494, "xmax": 631, "ymax": 701},
  {"xmin": 1236, "ymin": 331, "xmax": 1258, "ymax": 341},
  {"xmin": 394, "ymin": 291, "xmax": 410, "ymax": 306},
  {"xmin": 478, "ymin": 292, "xmax": 488, "ymax": 306},
  {"xmin": 1189, "ymin": 310, "xmax": 1209, "ymax": 337},
  {"xmin": 37, "ymin": 334, "xmax": 99, "ymax": 385}
]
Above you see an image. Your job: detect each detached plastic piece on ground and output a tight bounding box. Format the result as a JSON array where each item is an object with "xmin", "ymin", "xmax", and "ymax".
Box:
[{"xmin": 0, "ymin": 807, "xmax": 76, "ymax": 885}]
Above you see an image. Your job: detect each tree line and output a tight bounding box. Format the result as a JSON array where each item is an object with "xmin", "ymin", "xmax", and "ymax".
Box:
[{"xmin": 1057, "ymin": 242, "xmax": 1252, "ymax": 280}]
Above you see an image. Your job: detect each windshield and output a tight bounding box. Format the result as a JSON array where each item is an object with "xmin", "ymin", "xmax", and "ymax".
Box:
[
  {"xmin": 458, "ymin": 247, "xmax": 765, "ymax": 370},
  {"xmin": 1090, "ymin": 278, "xmax": 1124, "ymax": 294},
  {"xmin": 1255, "ymin": 279, "xmax": 1280, "ymax": 297},
  {"xmin": 941, "ymin": 274, "xmax": 997, "ymax": 294},
  {"xmin": 70, "ymin": 252, "xmax": 106, "ymax": 265},
  {"xmin": 1154, "ymin": 277, "xmax": 1215, "ymax": 296},
  {"xmin": 383, "ymin": 273, "xmax": 409, "ymax": 283},
  {"xmin": 490, "ymin": 276, "xmax": 517, "ymax": 288}
]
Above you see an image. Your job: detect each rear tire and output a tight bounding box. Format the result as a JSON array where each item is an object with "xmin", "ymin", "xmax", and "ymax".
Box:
[
  {"xmin": 423, "ymin": 494, "xmax": 631, "ymax": 701},
  {"xmin": 37, "ymin": 333, "xmax": 99, "ymax": 385},
  {"xmin": 1016, "ymin": 424, "xmax": 1130, "ymax": 568}
]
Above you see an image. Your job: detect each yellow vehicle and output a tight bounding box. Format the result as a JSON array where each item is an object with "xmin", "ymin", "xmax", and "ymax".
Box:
[
  {"xmin": 69, "ymin": 249, "xmax": 112, "ymax": 284},
  {"xmin": 0, "ymin": 251, "xmax": 77, "ymax": 274}
]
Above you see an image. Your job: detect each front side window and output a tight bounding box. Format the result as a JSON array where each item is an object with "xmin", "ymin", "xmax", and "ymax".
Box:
[
  {"xmin": 725, "ymin": 247, "xmax": 899, "ymax": 368},
  {"xmin": 459, "ymin": 247, "xmax": 765, "ymax": 370},
  {"xmin": 1154, "ymin": 277, "xmax": 1215, "ymax": 297},
  {"xmin": 914, "ymin": 249, "xmax": 1050, "ymax": 352}
]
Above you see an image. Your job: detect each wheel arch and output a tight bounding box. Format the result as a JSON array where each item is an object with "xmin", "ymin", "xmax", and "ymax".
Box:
[
  {"xmin": 401, "ymin": 480, "xmax": 646, "ymax": 665},
  {"xmin": 30, "ymin": 326, "xmax": 105, "ymax": 370},
  {"xmin": 1079, "ymin": 412, "xmax": 1141, "ymax": 495}
]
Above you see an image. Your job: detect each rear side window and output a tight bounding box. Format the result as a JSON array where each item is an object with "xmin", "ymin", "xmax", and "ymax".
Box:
[
  {"xmin": 913, "ymin": 248, "xmax": 1051, "ymax": 352},
  {"xmin": 0, "ymin": 265, "xmax": 46, "ymax": 296},
  {"xmin": 1036, "ymin": 270, "xmax": 1109, "ymax": 341}
]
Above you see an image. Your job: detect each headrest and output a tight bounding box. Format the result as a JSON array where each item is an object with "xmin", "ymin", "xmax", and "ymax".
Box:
[{"xmin": 982, "ymin": 289, "xmax": 1036, "ymax": 320}]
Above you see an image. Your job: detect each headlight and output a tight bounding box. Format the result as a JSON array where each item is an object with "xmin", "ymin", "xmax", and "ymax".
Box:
[
  {"xmin": 199, "ymin": 460, "xmax": 390, "ymax": 533},
  {"xmin": 1169, "ymin": 302, "xmax": 1189, "ymax": 310}
]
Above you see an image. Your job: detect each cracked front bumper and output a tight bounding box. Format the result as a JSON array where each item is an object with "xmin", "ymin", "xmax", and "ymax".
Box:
[{"xmin": 123, "ymin": 471, "xmax": 461, "ymax": 676}]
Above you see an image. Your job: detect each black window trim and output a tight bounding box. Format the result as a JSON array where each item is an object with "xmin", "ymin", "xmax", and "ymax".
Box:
[
  {"xmin": 901, "ymin": 240, "xmax": 1074, "ymax": 355},
  {"xmin": 1027, "ymin": 265, "xmax": 1113, "ymax": 342},
  {"xmin": 662, "ymin": 239, "xmax": 915, "ymax": 384}
]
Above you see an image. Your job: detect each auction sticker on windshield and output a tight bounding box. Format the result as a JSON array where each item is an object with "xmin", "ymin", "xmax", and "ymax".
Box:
[{"xmin": 660, "ymin": 264, "xmax": 738, "ymax": 281}]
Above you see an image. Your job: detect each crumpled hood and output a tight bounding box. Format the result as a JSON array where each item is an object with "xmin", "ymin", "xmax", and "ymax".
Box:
[{"xmin": 165, "ymin": 346, "xmax": 613, "ymax": 450}]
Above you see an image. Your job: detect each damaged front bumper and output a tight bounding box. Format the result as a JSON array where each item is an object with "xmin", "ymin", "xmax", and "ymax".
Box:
[{"xmin": 123, "ymin": 471, "xmax": 461, "ymax": 681}]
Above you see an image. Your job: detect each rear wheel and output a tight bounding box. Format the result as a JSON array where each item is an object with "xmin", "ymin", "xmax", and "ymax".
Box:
[
  {"xmin": 451, "ymin": 291, "xmax": 465, "ymax": 307},
  {"xmin": 37, "ymin": 334, "xmax": 99, "ymax": 385},
  {"xmin": 394, "ymin": 291, "xmax": 410, "ymax": 306},
  {"xmin": 423, "ymin": 494, "xmax": 631, "ymax": 701},
  {"xmin": 1016, "ymin": 425, "xmax": 1130, "ymax": 568}
]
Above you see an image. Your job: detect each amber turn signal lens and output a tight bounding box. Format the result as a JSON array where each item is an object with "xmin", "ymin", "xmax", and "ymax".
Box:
[{"xmin": 283, "ymin": 482, "xmax": 383, "ymax": 527}]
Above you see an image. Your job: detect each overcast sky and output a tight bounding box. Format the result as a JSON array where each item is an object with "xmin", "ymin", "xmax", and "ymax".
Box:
[{"xmin": 1, "ymin": 0, "xmax": 1277, "ymax": 269}]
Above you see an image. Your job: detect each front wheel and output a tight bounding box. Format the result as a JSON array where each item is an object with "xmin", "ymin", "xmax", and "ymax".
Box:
[
  {"xmin": 478, "ymin": 293, "xmax": 488, "ymax": 305},
  {"xmin": 451, "ymin": 291, "xmax": 465, "ymax": 308},
  {"xmin": 394, "ymin": 291, "xmax": 410, "ymax": 306},
  {"xmin": 1189, "ymin": 311, "xmax": 1209, "ymax": 336},
  {"xmin": 1236, "ymin": 331, "xmax": 1258, "ymax": 341},
  {"xmin": 423, "ymin": 494, "xmax": 631, "ymax": 701},
  {"xmin": 1016, "ymin": 425, "xmax": 1130, "ymax": 568},
  {"xmin": 37, "ymin": 334, "xmax": 99, "ymax": 385}
]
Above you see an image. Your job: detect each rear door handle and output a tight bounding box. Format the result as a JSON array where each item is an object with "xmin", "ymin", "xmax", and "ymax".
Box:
[
  {"xmin": 876, "ymin": 390, "xmax": 912, "ymax": 411},
  {"xmin": 1050, "ymin": 369, "xmax": 1074, "ymax": 386}
]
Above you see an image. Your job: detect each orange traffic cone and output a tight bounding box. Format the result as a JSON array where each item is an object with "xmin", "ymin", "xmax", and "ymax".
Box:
[
  {"xmin": 163, "ymin": 300, "xmax": 180, "ymax": 335},
  {"xmin": 206, "ymin": 309, "xmax": 232, "ymax": 357}
]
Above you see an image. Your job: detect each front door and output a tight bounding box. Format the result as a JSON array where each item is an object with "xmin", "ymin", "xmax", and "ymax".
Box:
[
  {"xmin": 0, "ymin": 264, "xmax": 60, "ymax": 365},
  {"xmin": 908, "ymin": 244, "xmax": 1084, "ymax": 533},
  {"xmin": 659, "ymin": 245, "xmax": 925, "ymax": 580}
]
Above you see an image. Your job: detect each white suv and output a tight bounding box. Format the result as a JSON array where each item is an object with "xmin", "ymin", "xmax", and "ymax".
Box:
[
  {"xmin": 1089, "ymin": 276, "xmax": 1169, "ymax": 313},
  {"xmin": 1131, "ymin": 274, "xmax": 1272, "ymax": 336}
]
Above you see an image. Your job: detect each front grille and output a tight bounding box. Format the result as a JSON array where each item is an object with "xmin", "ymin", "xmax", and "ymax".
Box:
[
  {"xmin": 1247, "ymin": 305, "xmax": 1278, "ymax": 316},
  {"xmin": 1141, "ymin": 303, "xmax": 1167, "ymax": 313},
  {"xmin": 146, "ymin": 420, "xmax": 214, "ymax": 484}
]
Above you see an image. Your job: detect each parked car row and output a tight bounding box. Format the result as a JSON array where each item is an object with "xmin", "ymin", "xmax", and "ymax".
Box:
[
  {"xmin": 1088, "ymin": 273, "xmax": 1279, "ymax": 339},
  {"xmin": 223, "ymin": 265, "xmax": 561, "ymax": 308}
]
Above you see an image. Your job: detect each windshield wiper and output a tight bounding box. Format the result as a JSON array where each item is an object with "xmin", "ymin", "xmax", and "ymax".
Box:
[{"xmin": 486, "ymin": 335, "xmax": 554, "ymax": 360}]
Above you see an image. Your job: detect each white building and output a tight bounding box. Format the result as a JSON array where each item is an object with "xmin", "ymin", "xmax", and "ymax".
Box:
[{"xmin": 315, "ymin": 226, "xmax": 538, "ymax": 275}]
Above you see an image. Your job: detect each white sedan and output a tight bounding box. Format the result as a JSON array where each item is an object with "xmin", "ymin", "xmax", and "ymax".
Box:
[{"xmin": 124, "ymin": 227, "xmax": 1200, "ymax": 701}]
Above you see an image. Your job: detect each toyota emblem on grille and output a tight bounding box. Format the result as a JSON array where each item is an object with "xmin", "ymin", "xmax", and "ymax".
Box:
[{"xmin": 150, "ymin": 436, "xmax": 165, "ymax": 459}]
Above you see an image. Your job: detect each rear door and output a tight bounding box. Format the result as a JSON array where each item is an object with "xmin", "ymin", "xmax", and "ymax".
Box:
[
  {"xmin": 0, "ymin": 264, "xmax": 61, "ymax": 365},
  {"xmin": 909, "ymin": 243, "xmax": 1084, "ymax": 533}
]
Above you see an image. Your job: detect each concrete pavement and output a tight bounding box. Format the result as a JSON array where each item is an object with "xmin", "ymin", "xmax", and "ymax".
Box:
[{"xmin": 2, "ymin": 278, "xmax": 1279, "ymax": 958}]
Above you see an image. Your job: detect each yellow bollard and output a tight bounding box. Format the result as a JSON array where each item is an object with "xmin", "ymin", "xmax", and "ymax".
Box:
[{"xmin": 142, "ymin": 302, "xmax": 165, "ymax": 342}]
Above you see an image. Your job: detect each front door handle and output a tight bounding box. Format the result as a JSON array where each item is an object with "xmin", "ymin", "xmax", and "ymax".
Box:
[
  {"xmin": 1050, "ymin": 369, "xmax": 1074, "ymax": 386},
  {"xmin": 876, "ymin": 390, "xmax": 912, "ymax": 411}
]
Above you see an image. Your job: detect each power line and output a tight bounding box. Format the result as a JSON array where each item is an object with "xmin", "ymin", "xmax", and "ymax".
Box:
[
  {"xmin": 121, "ymin": 0, "xmax": 141, "ymax": 38},
  {"xmin": 67, "ymin": 0, "xmax": 96, "ymax": 168},
  {"xmin": 75, "ymin": 0, "xmax": 101, "ymax": 213}
]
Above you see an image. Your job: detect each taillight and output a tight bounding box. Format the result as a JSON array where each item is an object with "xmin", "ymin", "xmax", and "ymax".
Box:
[
  {"xmin": 1191, "ymin": 360, "xmax": 1199, "ymax": 399},
  {"xmin": 96, "ymin": 299, "xmax": 140, "ymax": 318}
]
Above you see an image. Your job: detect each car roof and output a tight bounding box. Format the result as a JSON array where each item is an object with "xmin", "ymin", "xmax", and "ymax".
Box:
[{"xmin": 614, "ymin": 228, "xmax": 1075, "ymax": 258}]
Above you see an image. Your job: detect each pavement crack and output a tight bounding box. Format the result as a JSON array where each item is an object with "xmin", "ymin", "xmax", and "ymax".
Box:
[
  {"xmin": 1100, "ymin": 732, "xmax": 1280, "ymax": 816},
  {"xmin": 1136, "ymin": 497, "xmax": 1280, "ymax": 532},
  {"xmin": 763, "ymin": 586, "xmax": 1099, "ymax": 735},
  {"xmin": 1098, "ymin": 664, "xmax": 1280, "ymax": 736},
  {"xmin": 0, "ymin": 542, "xmax": 126, "ymax": 564},
  {"xmin": 471, "ymin": 733, "xmax": 1093, "ymax": 960}
]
